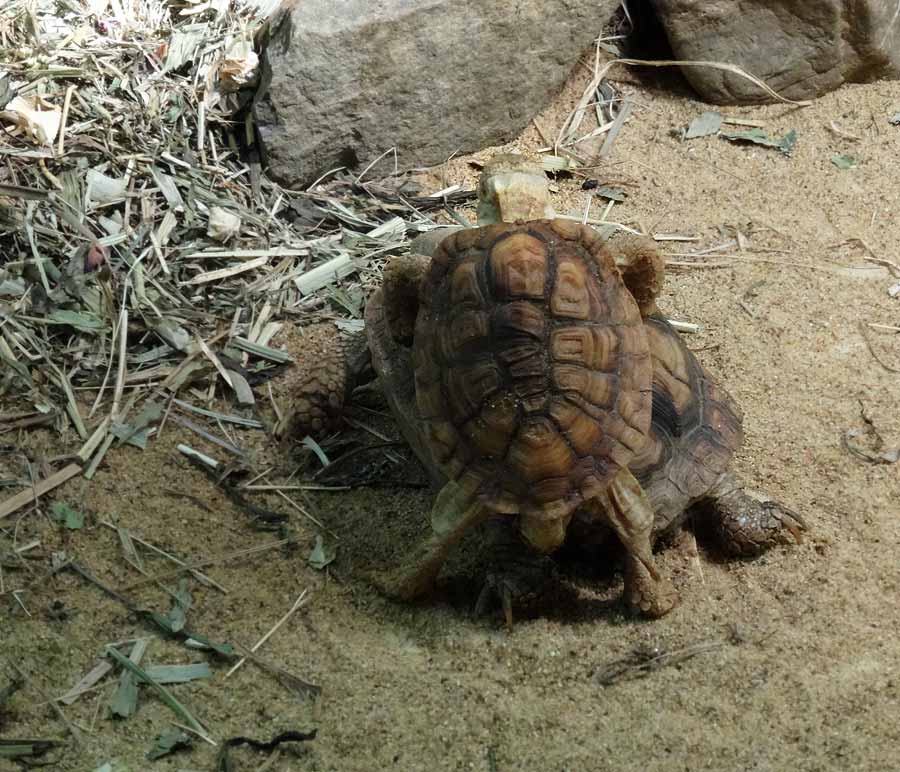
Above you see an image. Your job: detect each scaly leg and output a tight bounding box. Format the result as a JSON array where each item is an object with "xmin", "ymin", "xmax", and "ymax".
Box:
[
  {"xmin": 591, "ymin": 468, "xmax": 678, "ymax": 618},
  {"xmin": 371, "ymin": 481, "xmax": 491, "ymax": 601},
  {"xmin": 473, "ymin": 517, "xmax": 558, "ymax": 629},
  {"xmin": 704, "ymin": 473, "xmax": 806, "ymax": 557}
]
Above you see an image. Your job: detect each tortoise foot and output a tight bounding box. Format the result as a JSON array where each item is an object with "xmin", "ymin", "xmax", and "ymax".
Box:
[
  {"xmin": 473, "ymin": 518, "xmax": 557, "ymax": 628},
  {"xmin": 624, "ymin": 559, "xmax": 679, "ymax": 619},
  {"xmin": 712, "ymin": 490, "xmax": 806, "ymax": 557},
  {"xmin": 474, "ymin": 558, "xmax": 557, "ymax": 629}
]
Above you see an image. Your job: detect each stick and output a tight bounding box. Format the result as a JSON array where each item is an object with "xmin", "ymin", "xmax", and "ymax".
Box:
[
  {"xmin": 0, "ymin": 464, "xmax": 82, "ymax": 521},
  {"xmin": 225, "ymin": 589, "xmax": 310, "ymax": 678}
]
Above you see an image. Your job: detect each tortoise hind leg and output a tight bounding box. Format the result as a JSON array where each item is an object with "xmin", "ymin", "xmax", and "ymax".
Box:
[
  {"xmin": 591, "ymin": 468, "xmax": 679, "ymax": 618},
  {"xmin": 703, "ymin": 473, "xmax": 806, "ymax": 557},
  {"xmin": 370, "ymin": 481, "xmax": 491, "ymax": 601}
]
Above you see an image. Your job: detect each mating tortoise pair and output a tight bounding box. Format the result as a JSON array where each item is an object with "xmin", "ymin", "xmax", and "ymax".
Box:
[{"xmin": 291, "ymin": 155, "xmax": 804, "ymax": 618}]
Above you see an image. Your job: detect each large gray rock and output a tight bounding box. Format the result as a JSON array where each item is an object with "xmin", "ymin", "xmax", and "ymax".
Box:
[
  {"xmin": 651, "ymin": 0, "xmax": 900, "ymax": 104},
  {"xmin": 254, "ymin": 0, "xmax": 619, "ymax": 187}
]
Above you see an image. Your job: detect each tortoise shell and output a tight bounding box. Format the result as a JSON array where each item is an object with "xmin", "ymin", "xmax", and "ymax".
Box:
[
  {"xmin": 627, "ymin": 313, "xmax": 744, "ymax": 533},
  {"xmin": 412, "ymin": 219, "xmax": 653, "ymax": 520}
]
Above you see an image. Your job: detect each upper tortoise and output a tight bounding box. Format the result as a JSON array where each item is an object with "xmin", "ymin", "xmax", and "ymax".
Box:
[{"xmin": 285, "ymin": 155, "xmax": 804, "ymax": 619}]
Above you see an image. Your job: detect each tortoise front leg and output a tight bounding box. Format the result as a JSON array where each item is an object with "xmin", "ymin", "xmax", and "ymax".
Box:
[
  {"xmin": 704, "ymin": 473, "xmax": 806, "ymax": 557},
  {"xmin": 371, "ymin": 481, "xmax": 491, "ymax": 601},
  {"xmin": 277, "ymin": 323, "xmax": 372, "ymax": 439},
  {"xmin": 591, "ymin": 467, "xmax": 679, "ymax": 618}
]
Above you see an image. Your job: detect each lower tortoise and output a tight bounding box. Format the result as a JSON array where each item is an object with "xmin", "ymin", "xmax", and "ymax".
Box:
[{"xmin": 286, "ymin": 155, "xmax": 804, "ymax": 620}]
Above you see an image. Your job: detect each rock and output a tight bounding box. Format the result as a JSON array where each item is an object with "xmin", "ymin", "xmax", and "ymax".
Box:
[
  {"xmin": 651, "ymin": 0, "xmax": 900, "ymax": 104},
  {"xmin": 254, "ymin": 0, "xmax": 620, "ymax": 187}
]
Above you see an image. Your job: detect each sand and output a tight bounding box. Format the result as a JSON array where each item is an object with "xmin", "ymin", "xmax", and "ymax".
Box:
[{"xmin": 2, "ymin": 62, "xmax": 899, "ymax": 772}]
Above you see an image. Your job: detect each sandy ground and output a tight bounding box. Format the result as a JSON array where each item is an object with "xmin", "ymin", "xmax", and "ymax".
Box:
[{"xmin": 2, "ymin": 61, "xmax": 900, "ymax": 772}]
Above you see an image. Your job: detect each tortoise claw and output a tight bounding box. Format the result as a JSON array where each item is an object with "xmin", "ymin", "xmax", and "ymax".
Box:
[{"xmin": 474, "ymin": 573, "xmax": 521, "ymax": 630}]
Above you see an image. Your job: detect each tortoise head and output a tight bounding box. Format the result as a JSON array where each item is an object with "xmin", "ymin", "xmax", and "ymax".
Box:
[{"xmin": 476, "ymin": 154, "xmax": 555, "ymax": 225}]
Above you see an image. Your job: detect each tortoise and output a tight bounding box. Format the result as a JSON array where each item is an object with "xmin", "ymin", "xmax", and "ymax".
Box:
[{"xmin": 286, "ymin": 154, "xmax": 804, "ymax": 618}]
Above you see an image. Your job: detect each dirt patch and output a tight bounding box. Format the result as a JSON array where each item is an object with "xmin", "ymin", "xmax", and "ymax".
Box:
[{"xmin": 2, "ymin": 64, "xmax": 900, "ymax": 772}]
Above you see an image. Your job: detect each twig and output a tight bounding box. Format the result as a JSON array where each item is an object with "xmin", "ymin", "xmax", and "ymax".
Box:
[
  {"xmin": 119, "ymin": 540, "xmax": 289, "ymax": 592},
  {"xmin": 0, "ymin": 463, "xmax": 82, "ymax": 522},
  {"xmin": 225, "ymin": 589, "xmax": 310, "ymax": 678},
  {"xmin": 9, "ymin": 663, "xmax": 84, "ymax": 748}
]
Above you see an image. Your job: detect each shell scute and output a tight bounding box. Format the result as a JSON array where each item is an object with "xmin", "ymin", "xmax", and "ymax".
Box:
[
  {"xmin": 446, "ymin": 309, "xmax": 489, "ymax": 356},
  {"xmin": 507, "ymin": 418, "xmax": 577, "ymax": 483},
  {"xmin": 446, "ymin": 360, "xmax": 502, "ymax": 419},
  {"xmin": 449, "ymin": 260, "xmax": 487, "ymax": 307},
  {"xmin": 549, "ymin": 397, "xmax": 605, "ymax": 456},
  {"xmin": 493, "ymin": 300, "xmax": 545, "ymax": 339},
  {"xmin": 552, "ymin": 365, "xmax": 617, "ymax": 409},
  {"xmin": 489, "ymin": 232, "xmax": 547, "ymax": 299},
  {"xmin": 550, "ymin": 326, "xmax": 619, "ymax": 370}
]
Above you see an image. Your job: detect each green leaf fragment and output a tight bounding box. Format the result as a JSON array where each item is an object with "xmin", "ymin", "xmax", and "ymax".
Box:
[
  {"xmin": 685, "ymin": 111, "xmax": 722, "ymax": 139},
  {"xmin": 146, "ymin": 728, "xmax": 193, "ymax": 760},
  {"xmin": 112, "ymin": 400, "xmax": 164, "ymax": 449},
  {"xmin": 144, "ymin": 663, "xmax": 212, "ymax": 684},
  {"xmin": 720, "ymin": 127, "xmax": 797, "ymax": 155},
  {"xmin": 302, "ymin": 435, "xmax": 330, "ymax": 466},
  {"xmin": 108, "ymin": 671, "xmax": 139, "ymax": 718},
  {"xmin": 0, "ymin": 738, "xmax": 62, "ymax": 758},
  {"xmin": 594, "ymin": 186, "xmax": 627, "ymax": 202},
  {"xmin": 831, "ymin": 153, "xmax": 857, "ymax": 169},
  {"xmin": 50, "ymin": 502, "xmax": 84, "ymax": 529},
  {"xmin": 165, "ymin": 579, "xmax": 193, "ymax": 634},
  {"xmin": 105, "ymin": 646, "xmax": 206, "ymax": 735},
  {"xmin": 181, "ymin": 631, "xmax": 235, "ymax": 658},
  {"xmin": 308, "ymin": 535, "xmax": 336, "ymax": 570},
  {"xmin": 47, "ymin": 309, "xmax": 106, "ymax": 332}
]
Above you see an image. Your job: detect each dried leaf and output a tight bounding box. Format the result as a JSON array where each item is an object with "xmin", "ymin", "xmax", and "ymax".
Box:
[
  {"xmin": 0, "ymin": 96, "xmax": 62, "ymax": 146},
  {"xmin": 831, "ymin": 153, "xmax": 857, "ymax": 170},
  {"xmin": 720, "ymin": 127, "xmax": 797, "ymax": 155},
  {"xmin": 207, "ymin": 206, "xmax": 242, "ymax": 242},
  {"xmin": 218, "ymin": 40, "xmax": 259, "ymax": 91},
  {"xmin": 47, "ymin": 309, "xmax": 106, "ymax": 333},
  {"xmin": 594, "ymin": 186, "xmax": 626, "ymax": 202},
  {"xmin": 86, "ymin": 169, "xmax": 127, "ymax": 206},
  {"xmin": 541, "ymin": 155, "xmax": 577, "ymax": 173},
  {"xmin": 165, "ymin": 579, "xmax": 193, "ymax": 633},
  {"xmin": 143, "ymin": 663, "xmax": 212, "ymax": 684},
  {"xmin": 844, "ymin": 428, "xmax": 899, "ymax": 464},
  {"xmin": 105, "ymin": 646, "xmax": 207, "ymax": 735},
  {"xmin": 0, "ymin": 738, "xmax": 62, "ymax": 760},
  {"xmin": 146, "ymin": 729, "xmax": 192, "ymax": 761},
  {"xmin": 108, "ymin": 670, "xmax": 139, "ymax": 718},
  {"xmin": 307, "ymin": 535, "xmax": 336, "ymax": 570},
  {"xmin": 685, "ymin": 111, "xmax": 722, "ymax": 139},
  {"xmin": 149, "ymin": 318, "xmax": 192, "ymax": 351}
]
